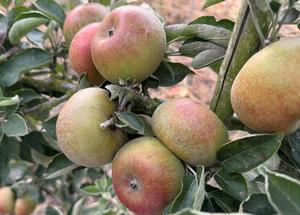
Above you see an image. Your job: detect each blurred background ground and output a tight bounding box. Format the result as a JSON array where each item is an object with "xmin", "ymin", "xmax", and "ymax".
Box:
[{"xmin": 144, "ymin": 0, "xmax": 241, "ymax": 106}]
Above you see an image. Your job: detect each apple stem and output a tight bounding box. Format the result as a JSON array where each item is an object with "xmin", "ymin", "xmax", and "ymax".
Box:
[
  {"xmin": 100, "ymin": 117, "xmax": 115, "ymax": 130},
  {"xmin": 185, "ymin": 164, "xmax": 198, "ymax": 185},
  {"xmin": 118, "ymin": 95, "xmax": 129, "ymax": 112}
]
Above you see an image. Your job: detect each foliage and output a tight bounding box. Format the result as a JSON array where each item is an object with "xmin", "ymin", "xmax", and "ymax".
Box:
[{"xmin": 0, "ymin": 0, "xmax": 299, "ymax": 214}]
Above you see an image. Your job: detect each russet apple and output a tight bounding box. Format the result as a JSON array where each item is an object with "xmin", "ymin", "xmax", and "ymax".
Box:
[
  {"xmin": 91, "ymin": 5, "xmax": 166, "ymax": 84},
  {"xmin": 112, "ymin": 137, "xmax": 184, "ymax": 215},
  {"xmin": 56, "ymin": 88, "xmax": 126, "ymax": 167},
  {"xmin": 15, "ymin": 196, "xmax": 36, "ymax": 215},
  {"xmin": 63, "ymin": 3, "xmax": 108, "ymax": 44},
  {"xmin": 0, "ymin": 186, "xmax": 15, "ymax": 214},
  {"xmin": 152, "ymin": 98, "xmax": 228, "ymax": 167},
  {"xmin": 69, "ymin": 23, "xmax": 105, "ymax": 86},
  {"xmin": 231, "ymin": 37, "xmax": 300, "ymax": 134}
]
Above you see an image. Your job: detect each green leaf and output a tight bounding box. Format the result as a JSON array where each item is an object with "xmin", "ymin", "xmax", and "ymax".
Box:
[
  {"xmin": 0, "ymin": 126, "xmax": 4, "ymax": 143},
  {"xmin": 148, "ymin": 61, "xmax": 194, "ymax": 87},
  {"xmin": 270, "ymin": 1, "xmax": 281, "ymax": 13},
  {"xmin": 33, "ymin": 0, "xmax": 66, "ymax": 26},
  {"xmin": 45, "ymin": 205, "xmax": 64, "ymax": 215},
  {"xmin": 279, "ymin": 8, "xmax": 300, "ymax": 24},
  {"xmin": 0, "ymin": 153, "xmax": 9, "ymax": 186},
  {"xmin": 22, "ymin": 131, "xmax": 58, "ymax": 156},
  {"xmin": 0, "ymin": 95, "xmax": 20, "ymax": 107},
  {"xmin": 290, "ymin": 0, "xmax": 296, "ymax": 7},
  {"xmin": 208, "ymin": 190, "xmax": 241, "ymax": 213},
  {"xmin": 217, "ymin": 133, "xmax": 284, "ymax": 173},
  {"xmin": 255, "ymin": 0, "xmax": 271, "ymax": 12},
  {"xmin": 202, "ymin": 0, "xmax": 225, "ymax": 9},
  {"xmin": 45, "ymin": 153, "xmax": 78, "ymax": 179},
  {"xmin": 95, "ymin": 177, "xmax": 109, "ymax": 192},
  {"xmin": 98, "ymin": 0, "xmax": 111, "ymax": 6},
  {"xmin": 79, "ymin": 74, "xmax": 92, "ymax": 90},
  {"xmin": 296, "ymin": 1, "xmax": 300, "ymax": 11},
  {"xmin": 165, "ymin": 24, "xmax": 231, "ymax": 47},
  {"xmin": 192, "ymin": 48, "xmax": 225, "ymax": 69},
  {"xmin": 7, "ymin": 7, "xmax": 31, "ymax": 27},
  {"xmin": 14, "ymin": 88, "xmax": 43, "ymax": 104},
  {"xmin": 240, "ymin": 193, "xmax": 276, "ymax": 215},
  {"xmin": 193, "ymin": 166, "xmax": 205, "ymax": 210},
  {"xmin": 16, "ymin": 10, "xmax": 49, "ymax": 20},
  {"xmin": 0, "ymin": 135, "xmax": 20, "ymax": 185},
  {"xmin": 0, "ymin": 0, "xmax": 10, "ymax": 8},
  {"xmin": 26, "ymin": 29, "xmax": 44, "ymax": 47},
  {"xmin": 214, "ymin": 169, "xmax": 248, "ymax": 201},
  {"xmin": 287, "ymin": 129, "xmax": 300, "ymax": 167},
  {"xmin": 69, "ymin": 198, "xmax": 85, "ymax": 215},
  {"xmin": 286, "ymin": 129, "xmax": 300, "ymax": 166},
  {"xmin": 41, "ymin": 115, "xmax": 59, "ymax": 150},
  {"xmin": 3, "ymin": 113, "xmax": 28, "ymax": 137},
  {"xmin": 8, "ymin": 17, "xmax": 48, "ymax": 44},
  {"xmin": 110, "ymin": 0, "xmax": 128, "ymax": 10},
  {"xmin": 179, "ymin": 41, "xmax": 225, "ymax": 57},
  {"xmin": 105, "ymin": 84, "xmax": 123, "ymax": 101},
  {"xmin": 0, "ymin": 48, "xmax": 52, "ymax": 87},
  {"xmin": 0, "ymin": 13, "xmax": 8, "ymax": 46},
  {"xmin": 42, "ymin": 115, "xmax": 58, "ymax": 140},
  {"xmin": 171, "ymin": 175, "xmax": 198, "ymax": 213},
  {"xmin": 260, "ymin": 167, "xmax": 300, "ymax": 215},
  {"xmin": 81, "ymin": 185, "xmax": 101, "ymax": 196},
  {"xmin": 189, "ymin": 16, "xmax": 234, "ymax": 31},
  {"xmin": 19, "ymin": 140, "xmax": 34, "ymax": 163},
  {"xmin": 1, "ymin": 135, "xmax": 20, "ymax": 158},
  {"xmin": 115, "ymin": 111, "xmax": 153, "ymax": 136}
]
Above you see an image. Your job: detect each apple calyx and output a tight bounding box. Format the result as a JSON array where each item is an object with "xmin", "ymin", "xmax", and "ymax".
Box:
[
  {"xmin": 130, "ymin": 179, "xmax": 139, "ymax": 191},
  {"xmin": 108, "ymin": 29, "xmax": 114, "ymax": 37}
]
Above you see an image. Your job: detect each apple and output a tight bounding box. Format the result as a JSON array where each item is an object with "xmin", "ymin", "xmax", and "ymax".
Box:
[
  {"xmin": 15, "ymin": 197, "xmax": 36, "ymax": 215},
  {"xmin": 63, "ymin": 3, "xmax": 108, "ymax": 44},
  {"xmin": 56, "ymin": 88, "xmax": 127, "ymax": 167},
  {"xmin": 91, "ymin": 5, "xmax": 166, "ymax": 84},
  {"xmin": 152, "ymin": 98, "xmax": 228, "ymax": 167},
  {"xmin": 112, "ymin": 137, "xmax": 184, "ymax": 215},
  {"xmin": 231, "ymin": 37, "xmax": 300, "ymax": 134},
  {"xmin": 0, "ymin": 186, "xmax": 15, "ymax": 214},
  {"xmin": 69, "ymin": 23, "xmax": 105, "ymax": 86}
]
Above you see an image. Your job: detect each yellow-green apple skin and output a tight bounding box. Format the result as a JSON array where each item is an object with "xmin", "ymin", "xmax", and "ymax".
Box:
[
  {"xmin": 0, "ymin": 186, "xmax": 15, "ymax": 214},
  {"xmin": 63, "ymin": 3, "xmax": 108, "ymax": 44},
  {"xmin": 69, "ymin": 23, "xmax": 105, "ymax": 86},
  {"xmin": 91, "ymin": 5, "xmax": 166, "ymax": 84},
  {"xmin": 15, "ymin": 197, "xmax": 36, "ymax": 215},
  {"xmin": 56, "ymin": 88, "xmax": 126, "ymax": 167},
  {"xmin": 231, "ymin": 37, "xmax": 300, "ymax": 134},
  {"xmin": 112, "ymin": 137, "xmax": 184, "ymax": 215},
  {"xmin": 152, "ymin": 98, "xmax": 228, "ymax": 167}
]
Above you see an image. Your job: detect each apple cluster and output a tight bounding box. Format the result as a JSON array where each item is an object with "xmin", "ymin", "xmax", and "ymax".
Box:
[
  {"xmin": 65, "ymin": 3, "xmax": 166, "ymax": 86},
  {"xmin": 56, "ymin": 3, "xmax": 229, "ymax": 214},
  {"xmin": 0, "ymin": 187, "xmax": 36, "ymax": 215}
]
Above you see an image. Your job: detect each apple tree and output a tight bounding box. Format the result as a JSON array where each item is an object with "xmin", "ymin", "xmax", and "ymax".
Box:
[{"xmin": 0, "ymin": 0, "xmax": 299, "ymax": 214}]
